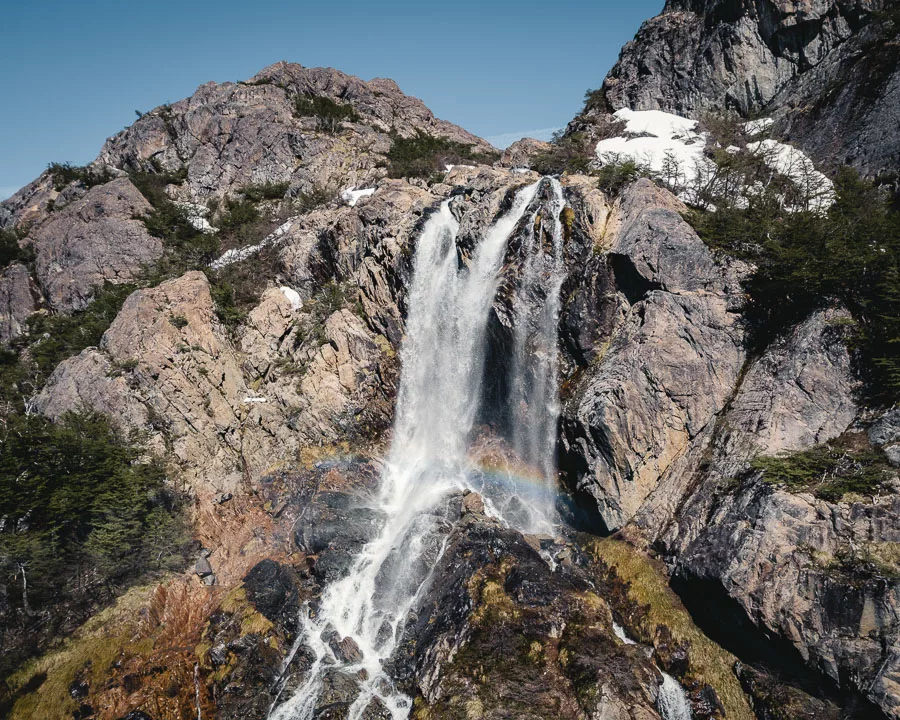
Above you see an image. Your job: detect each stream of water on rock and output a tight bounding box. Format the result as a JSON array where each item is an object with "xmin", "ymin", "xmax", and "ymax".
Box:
[{"xmin": 270, "ymin": 178, "xmax": 565, "ymax": 720}]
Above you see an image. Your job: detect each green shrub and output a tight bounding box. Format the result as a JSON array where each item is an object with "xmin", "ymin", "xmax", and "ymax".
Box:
[
  {"xmin": 240, "ymin": 181, "xmax": 290, "ymax": 202},
  {"xmin": 128, "ymin": 166, "xmax": 188, "ymax": 208},
  {"xmin": 595, "ymin": 159, "xmax": 644, "ymax": 195},
  {"xmin": 0, "ymin": 229, "xmax": 34, "ymax": 270},
  {"xmin": 131, "ymin": 167, "xmax": 220, "ymax": 275},
  {"xmin": 530, "ymin": 131, "xmax": 593, "ymax": 176},
  {"xmin": 25, "ymin": 282, "xmax": 136, "ymax": 385},
  {"xmin": 386, "ymin": 131, "xmax": 499, "ymax": 179},
  {"xmin": 688, "ymin": 168, "xmax": 900, "ymax": 401},
  {"xmin": 582, "ymin": 87, "xmax": 610, "ymax": 114},
  {"xmin": 293, "ymin": 94, "xmax": 360, "ymax": 134},
  {"xmin": 294, "ymin": 279, "xmax": 355, "ymax": 347},
  {"xmin": 0, "ymin": 411, "xmax": 190, "ymax": 675},
  {"xmin": 205, "ymin": 244, "xmax": 282, "ymax": 331},
  {"xmin": 46, "ymin": 162, "xmax": 113, "ymax": 192},
  {"xmin": 219, "ymin": 198, "xmax": 260, "ymax": 230},
  {"xmin": 293, "ymin": 183, "xmax": 337, "ymax": 214},
  {"xmin": 752, "ymin": 440, "xmax": 892, "ymax": 502}
]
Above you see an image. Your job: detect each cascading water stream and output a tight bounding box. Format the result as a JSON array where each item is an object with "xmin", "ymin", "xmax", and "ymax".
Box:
[
  {"xmin": 613, "ymin": 623, "xmax": 693, "ymax": 720},
  {"xmin": 271, "ymin": 180, "xmax": 568, "ymax": 720},
  {"xmin": 503, "ymin": 178, "xmax": 566, "ymax": 534}
]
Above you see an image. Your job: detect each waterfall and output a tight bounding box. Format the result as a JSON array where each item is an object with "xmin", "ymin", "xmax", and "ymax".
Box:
[
  {"xmin": 503, "ymin": 178, "xmax": 566, "ymax": 534},
  {"xmin": 613, "ymin": 623, "xmax": 693, "ymax": 720},
  {"xmin": 271, "ymin": 179, "xmax": 570, "ymax": 720},
  {"xmin": 658, "ymin": 673, "xmax": 693, "ymax": 720}
]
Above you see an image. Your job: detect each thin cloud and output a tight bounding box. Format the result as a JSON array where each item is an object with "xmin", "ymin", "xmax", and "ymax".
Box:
[{"xmin": 485, "ymin": 127, "xmax": 561, "ymax": 150}]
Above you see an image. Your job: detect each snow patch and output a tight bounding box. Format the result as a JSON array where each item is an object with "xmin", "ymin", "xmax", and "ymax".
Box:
[
  {"xmin": 596, "ymin": 108, "xmax": 710, "ymax": 177},
  {"xmin": 280, "ymin": 286, "xmax": 302, "ymax": 311},
  {"xmin": 748, "ymin": 138, "xmax": 835, "ymax": 211},
  {"xmin": 745, "ymin": 117, "xmax": 775, "ymax": 136},
  {"xmin": 208, "ymin": 217, "xmax": 297, "ymax": 270},
  {"xmin": 178, "ymin": 202, "xmax": 217, "ymax": 234},
  {"xmin": 341, "ymin": 187, "xmax": 376, "ymax": 207},
  {"xmin": 242, "ymin": 396, "xmax": 267, "ymax": 404}
]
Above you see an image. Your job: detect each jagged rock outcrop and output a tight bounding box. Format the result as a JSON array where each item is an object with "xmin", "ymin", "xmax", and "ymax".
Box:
[
  {"xmin": 634, "ymin": 306, "xmax": 900, "ymax": 718},
  {"xmin": 559, "ymin": 179, "xmax": 747, "ymax": 532},
  {"xmin": 596, "ymin": 0, "xmax": 898, "ymax": 178},
  {"xmin": 97, "ymin": 62, "xmax": 494, "ymax": 204},
  {"xmin": 0, "ymin": 263, "xmax": 39, "ymax": 343},
  {"xmin": 555, "ymin": 175, "xmax": 898, "ymax": 716},
  {"xmin": 391, "ymin": 498, "xmax": 666, "ymax": 720}
]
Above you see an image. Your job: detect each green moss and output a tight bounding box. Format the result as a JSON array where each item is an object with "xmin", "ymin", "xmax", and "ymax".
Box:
[
  {"xmin": 752, "ymin": 439, "xmax": 892, "ymax": 502},
  {"xmin": 587, "ymin": 538, "xmax": 755, "ymax": 720}
]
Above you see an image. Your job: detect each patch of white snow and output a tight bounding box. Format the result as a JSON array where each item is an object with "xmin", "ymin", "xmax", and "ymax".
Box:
[
  {"xmin": 208, "ymin": 218, "xmax": 297, "ymax": 270},
  {"xmin": 745, "ymin": 117, "xmax": 775, "ymax": 136},
  {"xmin": 748, "ymin": 138, "xmax": 835, "ymax": 211},
  {"xmin": 596, "ymin": 108, "xmax": 711, "ymax": 178},
  {"xmin": 280, "ymin": 286, "xmax": 302, "ymax": 311},
  {"xmin": 178, "ymin": 202, "xmax": 217, "ymax": 234},
  {"xmin": 341, "ymin": 187, "xmax": 376, "ymax": 207}
]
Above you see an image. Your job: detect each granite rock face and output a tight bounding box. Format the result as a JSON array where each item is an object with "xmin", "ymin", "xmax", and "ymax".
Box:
[
  {"xmin": 27, "ymin": 177, "xmax": 160, "ymax": 313},
  {"xmin": 97, "ymin": 62, "xmax": 494, "ymax": 204},
  {"xmin": 595, "ymin": 0, "xmax": 897, "ymax": 178},
  {"xmin": 559, "ymin": 179, "xmax": 748, "ymax": 532},
  {"xmin": 0, "ymin": 263, "xmax": 39, "ymax": 344}
]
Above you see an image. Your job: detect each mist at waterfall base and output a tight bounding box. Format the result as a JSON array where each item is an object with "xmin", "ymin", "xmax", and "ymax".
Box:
[{"xmin": 268, "ymin": 179, "xmax": 571, "ymax": 719}]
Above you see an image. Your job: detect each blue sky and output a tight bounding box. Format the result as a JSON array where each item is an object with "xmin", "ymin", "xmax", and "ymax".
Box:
[{"xmin": 0, "ymin": 0, "xmax": 662, "ymax": 200}]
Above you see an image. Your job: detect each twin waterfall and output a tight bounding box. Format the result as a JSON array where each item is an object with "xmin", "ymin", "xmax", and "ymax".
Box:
[
  {"xmin": 270, "ymin": 178, "xmax": 691, "ymax": 720},
  {"xmin": 270, "ymin": 178, "xmax": 564, "ymax": 720}
]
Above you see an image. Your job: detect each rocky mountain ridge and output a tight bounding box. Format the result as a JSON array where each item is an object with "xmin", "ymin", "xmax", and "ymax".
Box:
[
  {"xmin": 0, "ymin": 14, "xmax": 898, "ymax": 720},
  {"xmin": 593, "ymin": 0, "xmax": 899, "ymax": 179}
]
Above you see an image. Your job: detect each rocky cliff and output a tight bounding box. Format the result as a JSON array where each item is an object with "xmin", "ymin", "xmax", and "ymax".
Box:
[
  {"xmin": 595, "ymin": 0, "xmax": 899, "ymax": 179},
  {"xmin": 0, "ymin": 29, "xmax": 897, "ymax": 720}
]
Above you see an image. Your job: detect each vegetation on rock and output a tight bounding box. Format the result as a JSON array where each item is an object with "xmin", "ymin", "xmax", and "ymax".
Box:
[
  {"xmin": 46, "ymin": 162, "xmax": 113, "ymax": 192},
  {"xmin": 386, "ymin": 131, "xmax": 498, "ymax": 179},
  {"xmin": 530, "ymin": 131, "xmax": 594, "ymax": 176},
  {"xmin": 689, "ymin": 168, "xmax": 900, "ymax": 402},
  {"xmin": 0, "ymin": 412, "xmax": 191, "ymax": 682},
  {"xmin": 752, "ymin": 434, "xmax": 893, "ymax": 502},
  {"xmin": 0, "ymin": 228, "xmax": 33, "ymax": 271},
  {"xmin": 293, "ymin": 93, "xmax": 360, "ymax": 134},
  {"xmin": 587, "ymin": 538, "xmax": 755, "ymax": 720}
]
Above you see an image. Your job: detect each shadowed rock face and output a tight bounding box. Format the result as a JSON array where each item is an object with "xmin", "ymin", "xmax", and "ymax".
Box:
[
  {"xmin": 0, "ymin": 264, "xmax": 39, "ymax": 343},
  {"xmin": 597, "ymin": 0, "xmax": 898, "ymax": 178}
]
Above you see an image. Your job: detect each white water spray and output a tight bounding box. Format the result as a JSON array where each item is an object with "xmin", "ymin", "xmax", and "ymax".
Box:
[
  {"xmin": 271, "ymin": 180, "xmax": 572, "ymax": 720},
  {"xmin": 613, "ymin": 622, "xmax": 693, "ymax": 720},
  {"xmin": 503, "ymin": 178, "xmax": 566, "ymax": 533},
  {"xmin": 658, "ymin": 673, "xmax": 693, "ymax": 720}
]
